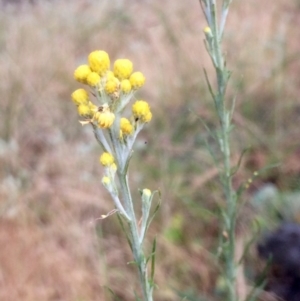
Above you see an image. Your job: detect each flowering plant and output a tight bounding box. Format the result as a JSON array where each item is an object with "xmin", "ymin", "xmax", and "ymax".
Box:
[{"xmin": 71, "ymin": 50, "xmax": 158, "ymax": 301}]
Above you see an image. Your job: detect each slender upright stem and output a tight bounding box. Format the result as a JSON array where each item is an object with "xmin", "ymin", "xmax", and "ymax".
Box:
[
  {"xmin": 118, "ymin": 171, "xmax": 153, "ymax": 301},
  {"xmin": 221, "ymin": 118, "xmax": 237, "ymax": 301},
  {"xmin": 201, "ymin": 1, "xmax": 237, "ymax": 300}
]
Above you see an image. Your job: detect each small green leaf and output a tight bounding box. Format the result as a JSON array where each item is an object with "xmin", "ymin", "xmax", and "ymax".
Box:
[
  {"xmin": 231, "ymin": 147, "xmax": 250, "ymax": 176},
  {"xmin": 203, "ymin": 67, "xmax": 216, "ymax": 101},
  {"xmin": 150, "ymin": 236, "xmax": 157, "ymax": 286},
  {"xmin": 145, "ymin": 190, "xmax": 161, "ymax": 232}
]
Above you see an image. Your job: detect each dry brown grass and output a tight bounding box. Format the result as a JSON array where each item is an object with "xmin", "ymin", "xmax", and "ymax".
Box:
[{"xmin": 0, "ymin": 0, "xmax": 300, "ymax": 300}]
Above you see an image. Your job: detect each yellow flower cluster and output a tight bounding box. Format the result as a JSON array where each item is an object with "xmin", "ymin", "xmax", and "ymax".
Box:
[
  {"xmin": 71, "ymin": 50, "xmax": 152, "ymax": 159},
  {"xmin": 72, "ymin": 50, "xmax": 154, "ymax": 214},
  {"xmin": 73, "ymin": 50, "xmax": 145, "ymax": 96},
  {"xmin": 74, "ymin": 50, "xmax": 110, "ymax": 86},
  {"xmin": 71, "ymin": 88, "xmax": 97, "ymax": 119}
]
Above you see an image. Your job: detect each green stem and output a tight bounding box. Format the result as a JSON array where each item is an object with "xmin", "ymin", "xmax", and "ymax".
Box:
[
  {"xmin": 215, "ymin": 35, "xmax": 237, "ymax": 301},
  {"xmin": 118, "ymin": 172, "xmax": 153, "ymax": 301},
  {"xmin": 221, "ymin": 117, "xmax": 237, "ymax": 301}
]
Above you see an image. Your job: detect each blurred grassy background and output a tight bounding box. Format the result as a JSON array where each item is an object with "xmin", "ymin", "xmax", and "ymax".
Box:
[{"xmin": 1, "ymin": 0, "xmax": 300, "ymax": 300}]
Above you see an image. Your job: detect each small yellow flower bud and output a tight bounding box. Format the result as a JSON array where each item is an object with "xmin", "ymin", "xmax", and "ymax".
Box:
[
  {"xmin": 129, "ymin": 71, "xmax": 145, "ymax": 89},
  {"xmin": 114, "ymin": 59, "xmax": 133, "ymax": 80},
  {"xmin": 105, "ymin": 79, "xmax": 119, "ymax": 94},
  {"xmin": 143, "ymin": 189, "xmax": 151, "ymax": 197},
  {"xmin": 204, "ymin": 26, "xmax": 213, "ymax": 38},
  {"xmin": 120, "ymin": 79, "xmax": 132, "ymax": 94},
  {"xmin": 88, "ymin": 50, "xmax": 110, "ymax": 76},
  {"xmin": 100, "ymin": 152, "xmax": 114, "ymax": 166},
  {"xmin": 96, "ymin": 111, "xmax": 115, "ymax": 128},
  {"xmin": 120, "ymin": 117, "xmax": 133, "ymax": 135},
  {"xmin": 142, "ymin": 188, "xmax": 152, "ymax": 204},
  {"xmin": 87, "ymin": 72, "xmax": 101, "ymax": 87},
  {"xmin": 71, "ymin": 89, "xmax": 89, "ymax": 106},
  {"xmin": 132, "ymin": 100, "xmax": 152, "ymax": 123},
  {"xmin": 204, "ymin": 26, "xmax": 212, "ymax": 34},
  {"xmin": 106, "ymin": 70, "xmax": 115, "ymax": 81},
  {"xmin": 77, "ymin": 104, "xmax": 92, "ymax": 118},
  {"xmin": 74, "ymin": 64, "xmax": 91, "ymax": 84},
  {"xmin": 102, "ymin": 176, "xmax": 111, "ymax": 185}
]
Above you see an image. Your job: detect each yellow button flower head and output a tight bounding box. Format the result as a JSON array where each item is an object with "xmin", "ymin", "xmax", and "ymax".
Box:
[
  {"xmin": 71, "ymin": 89, "xmax": 89, "ymax": 106},
  {"xmin": 88, "ymin": 50, "xmax": 110, "ymax": 76},
  {"xmin": 87, "ymin": 72, "xmax": 101, "ymax": 87},
  {"xmin": 105, "ymin": 78, "xmax": 119, "ymax": 95},
  {"xmin": 120, "ymin": 117, "xmax": 133, "ymax": 135},
  {"xmin": 132, "ymin": 100, "xmax": 152, "ymax": 123},
  {"xmin": 77, "ymin": 104, "xmax": 93, "ymax": 118},
  {"xmin": 94, "ymin": 109, "xmax": 115, "ymax": 129},
  {"xmin": 100, "ymin": 152, "xmax": 114, "ymax": 166},
  {"xmin": 74, "ymin": 64, "xmax": 91, "ymax": 84},
  {"xmin": 120, "ymin": 79, "xmax": 131, "ymax": 94},
  {"xmin": 129, "ymin": 71, "xmax": 145, "ymax": 89},
  {"xmin": 114, "ymin": 59, "xmax": 133, "ymax": 80}
]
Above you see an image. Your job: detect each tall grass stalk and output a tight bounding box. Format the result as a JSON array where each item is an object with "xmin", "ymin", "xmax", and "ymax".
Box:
[{"xmin": 200, "ymin": 1, "xmax": 238, "ymax": 300}]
